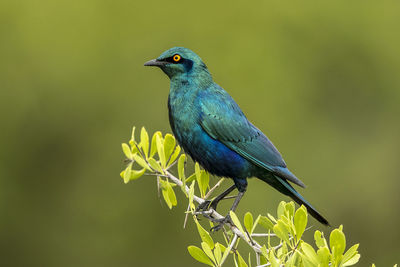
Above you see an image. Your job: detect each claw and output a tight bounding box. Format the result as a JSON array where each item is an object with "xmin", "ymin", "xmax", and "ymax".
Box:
[
  {"xmin": 196, "ymin": 200, "xmax": 211, "ymax": 213},
  {"xmin": 195, "ymin": 201, "xmax": 212, "ymax": 220},
  {"xmin": 210, "ymin": 214, "xmax": 232, "ymax": 232}
]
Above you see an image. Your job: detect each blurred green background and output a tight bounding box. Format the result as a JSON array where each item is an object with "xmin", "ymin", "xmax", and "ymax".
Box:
[{"xmin": 1, "ymin": 0, "xmax": 399, "ymax": 266}]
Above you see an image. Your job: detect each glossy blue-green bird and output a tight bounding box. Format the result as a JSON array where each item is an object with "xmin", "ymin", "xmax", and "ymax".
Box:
[{"xmin": 144, "ymin": 47, "xmax": 329, "ymax": 227}]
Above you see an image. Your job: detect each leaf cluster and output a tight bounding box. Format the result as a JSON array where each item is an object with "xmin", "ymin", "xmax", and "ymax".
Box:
[{"xmin": 120, "ymin": 127, "xmax": 396, "ymax": 267}]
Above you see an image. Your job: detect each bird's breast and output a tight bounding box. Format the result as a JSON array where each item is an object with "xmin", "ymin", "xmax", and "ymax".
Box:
[{"xmin": 168, "ymin": 88, "xmax": 199, "ymax": 139}]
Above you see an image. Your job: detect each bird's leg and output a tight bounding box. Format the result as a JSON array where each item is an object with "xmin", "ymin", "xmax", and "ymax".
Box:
[
  {"xmin": 210, "ymin": 190, "xmax": 246, "ymax": 232},
  {"xmin": 230, "ymin": 190, "xmax": 245, "ymax": 212},
  {"xmin": 196, "ymin": 184, "xmax": 236, "ymax": 213}
]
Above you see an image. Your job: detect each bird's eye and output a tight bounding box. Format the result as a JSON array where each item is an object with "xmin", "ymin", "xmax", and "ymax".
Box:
[{"xmin": 173, "ymin": 54, "xmax": 181, "ymax": 62}]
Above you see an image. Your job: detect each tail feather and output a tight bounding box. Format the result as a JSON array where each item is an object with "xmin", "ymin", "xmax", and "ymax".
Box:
[{"xmin": 261, "ymin": 174, "xmax": 330, "ymax": 226}]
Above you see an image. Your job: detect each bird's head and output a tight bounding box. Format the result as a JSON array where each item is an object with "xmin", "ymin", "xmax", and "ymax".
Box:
[{"xmin": 144, "ymin": 47, "xmax": 211, "ymax": 81}]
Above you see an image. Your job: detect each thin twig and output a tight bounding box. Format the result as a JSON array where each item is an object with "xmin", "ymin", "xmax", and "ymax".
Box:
[
  {"xmin": 134, "ymin": 143, "xmax": 157, "ymax": 173},
  {"xmin": 245, "ymin": 228, "xmax": 256, "ymax": 246},
  {"xmin": 131, "ymin": 147, "xmax": 265, "ymax": 255},
  {"xmin": 193, "ymin": 210, "xmax": 213, "ymax": 216},
  {"xmin": 183, "ymin": 202, "xmax": 190, "ymax": 228},
  {"xmin": 273, "ymin": 237, "xmax": 294, "ymax": 251},
  {"xmin": 251, "ymin": 233, "xmax": 277, "ymax": 237},
  {"xmin": 163, "ymin": 170, "xmax": 263, "ymax": 253},
  {"xmin": 220, "ymin": 234, "xmax": 238, "ymax": 266},
  {"xmin": 157, "ymin": 176, "xmax": 161, "ymax": 199},
  {"xmin": 165, "ymin": 144, "xmax": 179, "ymax": 167},
  {"xmin": 128, "ymin": 144, "xmax": 302, "ymax": 266},
  {"xmin": 204, "ymin": 178, "xmax": 225, "ymax": 199},
  {"xmin": 165, "ymin": 159, "xmax": 177, "ymax": 170}
]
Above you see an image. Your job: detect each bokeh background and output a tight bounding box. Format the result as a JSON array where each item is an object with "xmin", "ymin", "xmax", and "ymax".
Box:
[{"xmin": 1, "ymin": 0, "xmax": 399, "ymax": 266}]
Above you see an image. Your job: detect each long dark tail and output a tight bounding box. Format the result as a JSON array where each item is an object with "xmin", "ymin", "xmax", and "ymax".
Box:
[{"xmin": 261, "ymin": 174, "xmax": 330, "ymax": 226}]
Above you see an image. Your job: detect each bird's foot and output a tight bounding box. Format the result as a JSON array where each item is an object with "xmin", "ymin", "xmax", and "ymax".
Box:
[
  {"xmin": 196, "ymin": 200, "xmax": 212, "ymax": 213},
  {"xmin": 210, "ymin": 214, "xmax": 232, "ymax": 232},
  {"xmin": 195, "ymin": 200, "xmax": 218, "ymax": 215},
  {"xmin": 195, "ymin": 201, "xmax": 216, "ymax": 221}
]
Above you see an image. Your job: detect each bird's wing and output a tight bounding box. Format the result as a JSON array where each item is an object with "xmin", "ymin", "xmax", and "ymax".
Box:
[{"xmin": 198, "ymin": 87, "xmax": 305, "ymax": 188}]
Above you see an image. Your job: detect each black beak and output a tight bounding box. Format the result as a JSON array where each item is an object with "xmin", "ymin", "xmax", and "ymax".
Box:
[{"xmin": 144, "ymin": 59, "xmax": 167, "ymax": 67}]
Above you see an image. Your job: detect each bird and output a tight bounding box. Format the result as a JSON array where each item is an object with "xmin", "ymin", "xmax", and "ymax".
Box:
[{"xmin": 144, "ymin": 47, "xmax": 329, "ymax": 228}]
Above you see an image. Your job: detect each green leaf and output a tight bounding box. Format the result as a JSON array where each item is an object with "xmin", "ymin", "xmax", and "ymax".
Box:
[
  {"xmin": 131, "ymin": 144, "xmax": 139, "ymax": 154},
  {"xmin": 195, "ymin": 163, "xmax": 203, "ymax": 196},
  {"xmin": 214, "ymin": 242, "xmax": 222, "ymax": 265},
  {"xmin": 129, "ymin": 126, "xmax": 136, "ymax": 144},
  {"xmin": 278, "ymin": 241, "xmax": 288, "ymax": 257},
  {"xmin": 285, "ymin": 202, "xmax": 295, "ymax": 219},
  {"xmin": 196, "ymin": 220, "xmax": 214, "ymax": 249},
  {"xmin": 150, "ymin": 131, "xmax": 162, "ymax": 157},
  {"xmin": 164, "ymin": 133, "xmax": 176, "ymax": 164},
  {"xmin": 269, "ymin": 250, "xmax": 280, "ymax": 267},
  {"xmin": 237, "ymin": 252, "xmax": 248, "ymax": 267},
  {"xmin": 267, "ymin": 213, "xmax": 277, "ymax": 224},
  {"xmin": 160, "ymin": 180, "xmax": 177, "ymax": 209},
  {"xmin": 169, "ymin": 145, "xmax": 181, "ymax": 165},
  {"xmin": 156, "ymin": 134, "xmax": 166, "ymax": 167},
  {"xmin": 301, "ymin": 242, "xmax": 319, "ymax": 265},
  {"xmin": 186, "ymin": 173, "xmax": 196, "ymax": 183},
  {"xmin": 187, "ymin": 246, "xmax": 214, "ymax": 267},
  {"xmin": 201, "ymin": 242, "xmax": 216, "ymax": 265},
  {"xmin": 120, "ymin": 167, "xmax": 146, "ymax": 183},
  {"xmin": 330, "ymin": 226, "xmax": 346, "ymax": 258},
  {"xmin": 188, "ymin": 181, "xmax": 195, "ymax": 210},
  {"xmin": 123, "ymin": 163, "xmax": 132, "ymax": 184},
  {"xmin": 199, "ymin": 171, "xmax": 209, "ymax": 197},
  {"xmin": 178, "ymin": 154, "xmax": 186, "ymax": 195},
  {"xmin": 178, "ymin": 154, "xmax": 186, "ymax": 180},
  {"xmin": 317, "ymin": 246, "xmax": 330, "ymax": 266},
  {"xmin": 260, "ymin": 254, "xmax": 268, "ymax": 265},
  {"xmin": 233, "ymin": 256, "xmax": 238, "ymax": 267},
  {"xmin": 302, "ymin": 258, "xmax": 317, "ymax": 267},
  {"xmin": 122, "ymin": 143, "xmax": 133, "ymax": 159},
  {"xmin": 251, "ymin": 215, "xmax": 260, "ymax": 233},
  {"xmin": 277, "ymin": 201, "xmax": 286, "ymax": 219},
  {"xmin": 166, "ymin": 181, "xmax": 177, "ymax": 207},
  {"xmin": 130, "ymin": 168, "xmax": 146, "ymax": 180},
  {"xmin": 139, "ymin": 127, "xmax": 149, "ymax": 158},
  {"xmin": 161, "ymin": 181, "xmax": 172, "ymax": 209},
  {"xmin": 244, "ymin": 212, "xmax": 254, "ymax": 234},
  {"xmin": 195, "ymin": 162, "xmax": 201, "ymax": 176},
  {"xmin": 294, "ymin": 205, "xmax": 307, "ymax": 240},
  {"xmin": 216, "ymin": 243, "xmax": 226, "ymax": 254},
  {"xmin": 260, "ymin": 245, "xmax": 269, "ymax": 259},
  {"xmin": 147, "ymin": 158, "xmax": 163, "ymax": 173},
  {"xmin": 273, "ymin": 220, "xmax": 290, "ymax": 244},
  {"xmin": 314, "ymin": 230, "xmax": 327, "ymax": 248},
  {"xmin": 258, "ymin": 216, "xmax": 274, "ymax": 231},
  {"xmin": 343, "ymin": 254, "xmax": 360, "ymax": 266},
  {"xmin": 230, "ymin": 211, "xmax": 245, "ymax": 234},
  {"xmin": 342, "ymin": 244, "xmax": 359, "ymax": 266},
  {"xmin": 287, "ymin": 251, "xmax": 301, "ymax": 267},
  {"xmin": 220, "ymin": 241, "xmax": 232, "ymax": 265},
  {"xmin": 132, "ymin": 153, "xmax": 151, "ymax": 171}
]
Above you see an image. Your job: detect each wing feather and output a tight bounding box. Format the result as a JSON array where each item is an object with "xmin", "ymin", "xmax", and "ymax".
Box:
[{"xmin": 198, "ymin": 86, "xmax": 305, "ymax": 188}]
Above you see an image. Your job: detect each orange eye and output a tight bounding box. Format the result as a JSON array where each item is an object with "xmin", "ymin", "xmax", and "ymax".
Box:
[{"xmin": 173, "ymin": 54, "xmax": 181, "ymax": 62}]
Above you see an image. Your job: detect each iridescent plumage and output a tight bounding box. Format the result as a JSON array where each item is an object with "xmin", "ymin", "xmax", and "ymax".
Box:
[{"xmin": 144, "ymin": 47, "xmax": 328, "ymax": 225}]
